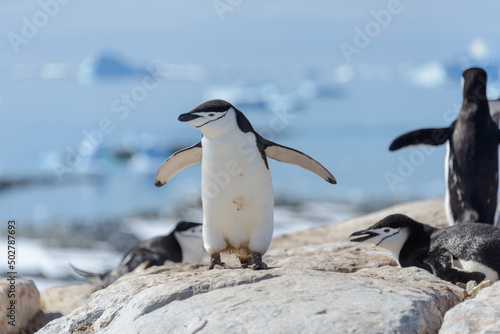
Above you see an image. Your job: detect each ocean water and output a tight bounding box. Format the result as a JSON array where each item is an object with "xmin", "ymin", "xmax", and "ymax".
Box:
[
  {"xmin": 2, "ymin": 0, "xmax": 500, "ymax": 289},
  {"xmin": 0, "ymin": 76, "xmax": 458, "ymax": 223}
]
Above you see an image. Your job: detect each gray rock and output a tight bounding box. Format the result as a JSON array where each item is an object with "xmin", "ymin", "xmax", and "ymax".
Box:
[
  {"xmin": 38, "ymin": 243, "xmax": 463, "ymax": 334},
  {"xmin": 439, "ymin": 281, "xmax": 500, "ymax": 333},
  {"xmin": 39, "ymin": 198, "xmax": 495, "ymax": 333}
]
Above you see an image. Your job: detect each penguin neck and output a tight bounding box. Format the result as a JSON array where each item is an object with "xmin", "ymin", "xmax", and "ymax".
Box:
[
  {"xmin": 398, "ymin": 223, "xmax": 434, "ymax": 269},
  {"xmin": 175, "ymin": 232, "xmax": 204, "ymax": 262},
  {"xmin": 201, "ymin": 128, "xmax": 246, "ymax": 142},
  {"xmin": 198, "ymin": 111, "xmax": 240, "ymax": 139},
  {"xmin": 381, "ymin": 229, "xmax": 410, "ymax": 266},
  {"xmin": 460, "ymin": 87, "xmax": 489, "ymax": 121}
]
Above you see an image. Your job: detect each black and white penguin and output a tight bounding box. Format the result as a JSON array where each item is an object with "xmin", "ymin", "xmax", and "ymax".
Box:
[
  {"xmin": 349, "ymin": 214, "xmax": 500, "ymax": 284},
  {"xmin": 154, "ymin": 99, "xmax": 336, "ymax": 270},
  {"xmin": 389, "ymin": 68, "xmax": 500, "ymax": 226},
  {"xmin": 72, "ymin": 221, "xmax": 203, "ymax": 286}
]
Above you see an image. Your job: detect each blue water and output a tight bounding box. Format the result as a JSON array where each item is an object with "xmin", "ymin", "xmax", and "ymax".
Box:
[
  {"xmin": 0, "ymin": 76, "xmax": 457, "ymax": 223},
  {"xmin": 1, "ymin": 0, "xmax": 500, "ymax": 225}
]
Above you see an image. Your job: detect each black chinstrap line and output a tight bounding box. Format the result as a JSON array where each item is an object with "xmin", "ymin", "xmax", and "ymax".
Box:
[
  {"xmin": 376, "ymin": 228, "xmax": 401, "ymax": 246},
  {"xmin": 196, "ymin": 113, "xmax": 227, "ymax": 128}
]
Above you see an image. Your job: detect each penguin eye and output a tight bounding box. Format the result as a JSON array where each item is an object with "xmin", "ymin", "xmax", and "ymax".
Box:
[
  {"xmin": 209, "ymin": 113, "xmax": 215, "ymax": 117},
  {"xmin": 384, "ymin": 229, "xmax": 390, "ymax": 233}
]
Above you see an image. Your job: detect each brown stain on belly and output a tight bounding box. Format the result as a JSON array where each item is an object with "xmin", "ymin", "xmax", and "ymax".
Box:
[
  {"xmin": 222, "ymin": 241, "xmax": 251, "ymax": 259},
  {"xmin": 233, "ymin": 196, "xmax": 245, "ymax": 211}
]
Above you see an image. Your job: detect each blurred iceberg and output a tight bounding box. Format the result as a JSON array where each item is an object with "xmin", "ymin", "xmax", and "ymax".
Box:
[
  {"xmin": 405, "ymin": 62, "xmax": 447, "ymax": 88},
  {"xmin": 78, "ymin": 51, "xmax": 149, "ymax": 84}
]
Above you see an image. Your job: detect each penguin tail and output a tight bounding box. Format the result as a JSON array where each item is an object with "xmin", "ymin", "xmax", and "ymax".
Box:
[{"xmin": 70, "ymin": 263, "xmax": 107, "ymax": 285}]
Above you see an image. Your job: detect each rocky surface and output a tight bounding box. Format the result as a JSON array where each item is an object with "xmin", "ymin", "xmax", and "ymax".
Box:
[
  {"xmin": 40, "ymin": 283, "xmax": 100, "ymax": 316},
  {"xmin": 440, "ymin": 281, "xmax": 500, "ymax": 333},
  {"xmin": 37, "ymin": 248, "xmax": 462, "ymax": 334},
  {"xmin": 32, "ymin": 198, "xmax": 500, "ymax": 333},
  {"xmin": 0, "ymin": 279, "xmax": 40, "ymax": 334}
]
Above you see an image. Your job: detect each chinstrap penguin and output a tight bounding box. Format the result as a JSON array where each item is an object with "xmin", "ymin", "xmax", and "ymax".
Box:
[
  {"xmin": 72, "ymin": 222, "xmax": 203, "ymax": 286},
  {"xmin": 389, "ymin": 68, "xmax": 500, "ymax": 226},
  {"xmin": 154, "ymin": 99, "xmax": 336, "ymax": 270},
  {"xmin": 349, "ymin": 214, "xmax": 500, "ymax": 284}
]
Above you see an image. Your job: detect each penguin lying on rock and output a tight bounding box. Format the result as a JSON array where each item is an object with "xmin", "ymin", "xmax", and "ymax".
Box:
[
  {"xmin": 349, "ymin": 214, "xmax": 500, "ymax": 284},
  {"xmin": 389, "ymin": 68, "xmax": 500, "ymax": 226},
  {"xmin": 154, "ymin": 99, "xmax": 336, "ymax": 270},
  {"xmin": 72, "ymin": 221, "xmax": 203, "ymax": 286}
]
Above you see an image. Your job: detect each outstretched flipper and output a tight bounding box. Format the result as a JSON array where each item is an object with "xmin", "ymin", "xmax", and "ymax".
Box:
[
  {"xmin": 154, "ymin": 142, "xmax": 202, "ymax": 187},
  {"xmin": 389, "ymin": 127, "xmax": 453, "ymax": 151},
  {"xmin": 260, "ymin": 137, "xmax": 336, "ymax": 184}
]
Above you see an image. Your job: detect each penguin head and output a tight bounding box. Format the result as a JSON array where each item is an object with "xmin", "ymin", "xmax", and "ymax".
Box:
[
  {"xmin": 178, "ymin": 99, "xmax": 242, "ymax": 138},
  {"xmin": 349, "ymin": 214, "xmax": 417, "ymax": 255},
  {"xmin": 173, "ymin": 221, "xmax": 203, "ymax": 239},
  {"xmin": 173, "ymin": 222, "xmax": 204, "ymax": 263},
  {"xmin": 461, "ymin": 67, "xmax": 488, "ymax": 106}
]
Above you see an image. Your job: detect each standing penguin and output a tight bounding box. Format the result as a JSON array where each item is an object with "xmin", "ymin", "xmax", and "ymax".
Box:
[
  {"xmin": 389, "ymin": 68, "xmax": 500, "ymax": 225},
  {"xmin": 155, "ymin": 99, "xmax": 336, "ymax": 270},
  {"xmin": 349, "ymin": 214, "xmax": 500, "ymax": 284},
  {"xmin": 72, "ymin": 222, "xmax": 203, "ymax": 286}
]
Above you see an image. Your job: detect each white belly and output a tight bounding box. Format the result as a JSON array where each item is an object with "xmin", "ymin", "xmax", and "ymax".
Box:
[
  {"xmin": 444, "ymin": 142, "xmax": 455, "ymax": 226},
  {"xmin": 453, "ymin": 259, "xmax": 499, "ymax": 282},
  {"xmin": 201, "ymin": 133, "xmax": 274, "ymax": 254}
]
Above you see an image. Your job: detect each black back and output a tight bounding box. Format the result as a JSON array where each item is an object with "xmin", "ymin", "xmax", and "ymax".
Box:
[
  {"xmin": 389, "ymin": 68, "xmax": 500, "ymax": 225},
  {"xmin": 430, "ymin": 222, "xmax": 500, "ymax": 272},
  {"xmin": 448, "ymin": 68, "xmax": 499, "ymax": 224}
]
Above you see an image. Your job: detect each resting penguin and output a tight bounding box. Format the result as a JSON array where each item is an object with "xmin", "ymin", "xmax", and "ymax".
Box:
[
  {"xmin": 349, "ymin": 214, "xmax": 500, "ymax": 284},
  {"xmin": 72, "ymin": 221, "xmax": 203, "ymax": 286},
  {"xmin": 154, "ymin": 99, "xmax": 336, "ymax": 270},
  {"xmin": 389, "ymin": 68, "xmax": 500, "ymax": 226}
]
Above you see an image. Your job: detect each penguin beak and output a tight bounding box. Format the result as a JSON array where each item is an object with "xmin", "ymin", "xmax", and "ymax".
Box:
[
  {"xmin": 178, "ymin": 113, "xmax": 202, "ymax": 122},
  {"xmin": 349, "ymin": 230, "xmax": 379, "ymax": 243}
]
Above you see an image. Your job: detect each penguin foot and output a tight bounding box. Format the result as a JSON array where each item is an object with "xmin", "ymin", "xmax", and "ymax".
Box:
[
  {"xmin": 240, "ymin": 253, "xmax": 267, "ymax": 270},
  {"xmin": 208, "ymin": 253, "xmax": 227, "ymax": 270}
]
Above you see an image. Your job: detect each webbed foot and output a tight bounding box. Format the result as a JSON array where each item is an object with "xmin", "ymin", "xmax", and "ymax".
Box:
[
  {"xmin": 208, "ymin": 253, "xmax": 227, "ymax": 270},
  {"xmin": 240, "ymin": 253, "xmax": 267, "ymax": 270}
]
